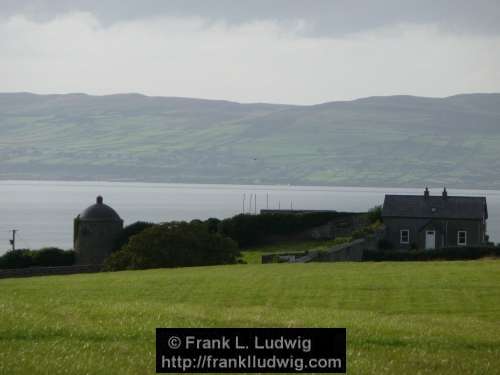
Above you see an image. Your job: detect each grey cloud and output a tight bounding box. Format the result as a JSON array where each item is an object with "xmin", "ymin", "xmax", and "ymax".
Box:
[{"xmin": 1, "ymin": 0, "xmax": 500, "ymax": 36}]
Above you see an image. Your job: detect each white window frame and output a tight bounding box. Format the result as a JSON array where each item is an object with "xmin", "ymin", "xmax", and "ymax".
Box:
[
  {"xmin": 400, "ymin": 229, "xmax": 410, "ymax": 244},
  {"xmin": 457, "ymin": 230, "xmax": 467, "ymax": 246}
]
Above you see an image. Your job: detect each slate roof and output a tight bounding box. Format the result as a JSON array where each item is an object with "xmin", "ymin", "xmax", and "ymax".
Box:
[
  {"xmin": 79, "ymin": 196, "xmax": 122, "ymax": 221},
  {"xmin": 382, "ymin": 194, "xmax": 487, "ymax": 220}
]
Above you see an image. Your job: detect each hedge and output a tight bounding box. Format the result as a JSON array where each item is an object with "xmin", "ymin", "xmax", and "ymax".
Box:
[
  {"xmin": 0, "ymin": 248, "xmax": 75, "ymax": 269},
  {"xmin": 219, "ymin": 212, "xmax": 353, "ymax": 247},
  {"xmin": 363, "ymin": 246, "xmax": 500, "ymax": 261}
]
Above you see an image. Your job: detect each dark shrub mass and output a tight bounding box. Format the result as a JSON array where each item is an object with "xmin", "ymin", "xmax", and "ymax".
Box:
[
  {"xmin": 363, "ymin": 246, "xmax": 500, "ymax": 261},
  {"xmin": 103, "ymin": 221, "xmax": 240, "ymax": 271},
  {"xmin": 0, "ymin": 248, "xmax": 75, "ymax": 269},
  {"xmin": 112, "ymin": 221, "xmax": 156, "ymax": 252},
  {"xmin": 219, "ymin": 212, "xmax": 347, "ymax": 248},
  {"xmin": 32, "ymin": 248, "xmax": 75, "ymax": 267},
  {"xmin": 368, "ymin": 205, "xmax": 382, "ymax": 224},
  {"xmin": 205, "ymin": 217, "xmax": 221, "ymax": 233},
  {"xmin": 377, "ymin": 239, "xmax": 394, "ymax": 250},
  {"xmin": 0, "ymin": 249, "xmax": 33, "ymax": 269}
]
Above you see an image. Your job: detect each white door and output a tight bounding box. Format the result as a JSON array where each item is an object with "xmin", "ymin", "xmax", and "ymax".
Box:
[{"xmin": 425, "ymin": 231, "xmax": 436, "ymax": 250}]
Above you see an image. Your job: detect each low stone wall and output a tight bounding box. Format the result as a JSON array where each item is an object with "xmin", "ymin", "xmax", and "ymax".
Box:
[
  {"xmin": 262, "ymin": 252, "xmax": 308, "ymax": 263},
  {"xmin": 319, "ymin": 230, "xmax": 383, "ymax": 262},
  {"xmin": 261, "ymin": 232, "xmax": 382, "ymax": 264},
  {"xmin": 320, "ymin": 239, "xmax": 365, "ymax": 261},
  {"xmin": 262, "ymin": 240, "xmax": 366, "ymax": 264},
  {"xmin": 0, "ymin": 265, "xmax": 101, "ymax": 279}
]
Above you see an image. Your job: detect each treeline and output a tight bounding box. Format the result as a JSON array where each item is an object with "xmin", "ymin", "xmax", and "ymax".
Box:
[
  {"xmin": 104, "ymin": 212, "xmax": 350, "ymax": 270},
  {"xmin": 0, "ymin": 248, "xmax": 74, "ymax": 269},
  {"xmin": 219, "ymin": 212, "xmax": 350, "ymax": 247},
  {"xmin": 363, "ymin": 246, "xmax": 500, "ymax": 261},
  {"xmin": 1, "ymin": 212, "xmax": 358, "ymax": 271}
]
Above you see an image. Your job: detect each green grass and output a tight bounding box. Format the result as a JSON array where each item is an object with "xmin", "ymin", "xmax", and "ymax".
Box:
[
  {"xmin": 1, "ymin": 261, "xmax": 500, "ymax": 374},
  {"xmin": 240, "ymin": 237, "xmax": 351, "ymax": 264}
]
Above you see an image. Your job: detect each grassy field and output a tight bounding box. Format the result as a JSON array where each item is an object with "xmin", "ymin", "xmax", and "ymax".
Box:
[{"xmin": 1, "ymin": 261, "xmax": 500, "ymax": 374}]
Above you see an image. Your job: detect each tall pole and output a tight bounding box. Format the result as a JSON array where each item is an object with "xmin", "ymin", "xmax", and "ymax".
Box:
[
  {"xmin": 255, "ymin": 194, "xmax": 257, "ymax": 215},
  {"xmin": 242, "ymin": 193, "xmax": 246, "ymax": 214},
  {"xmin": 10, "ymin": 229, "xmax": 18, "ymax": 251},
  {"xmin": 266, "ymin": 193, "xmax": 269, "ymax": 209}
]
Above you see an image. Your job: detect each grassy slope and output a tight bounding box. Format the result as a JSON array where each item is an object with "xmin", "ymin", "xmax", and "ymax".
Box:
[
  {"xmin": 2, "ymin": 93, "xmax": 500, "ymax": 187},
  {"xmin": 1, "ymin": 261, "xmax": 500, "ymax": 374}
]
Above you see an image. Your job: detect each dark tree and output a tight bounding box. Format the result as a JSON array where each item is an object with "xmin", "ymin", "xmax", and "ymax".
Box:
[
  {"xmin": 112, "ymin": 221, "xmax": 155, "ymax": 252},
  {"xmin": 104, "ymin": 221, "xmax": 240, "ymax": 271},
  {"xmin": 31, "ymin": 247, "xmax": 75, "ymax": 267},
  {"xmin": 0, "ymin": 249, "xmax": 33, "ymax": 269},
  {"xmin": 368, "ymin": 205, "xmax": 383, "ymax": 224}
]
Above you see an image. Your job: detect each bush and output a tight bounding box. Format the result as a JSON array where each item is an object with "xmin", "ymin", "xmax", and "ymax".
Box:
[
  {"xmin": 32, "ymin": 247, "xmax": 75, "ymax": 267},
  {"xmin": 103, "ymin": 221, "xmax": 240, "ymax": 271},
  {"xmin": 0, "ymin": 249, "xmax": 33, "ymax": 269},
  {"xmin": 112, "ymin": 221, "xmax": 155, "ymax": 252},
  {"xmin": 351, "ymin": 226, "xmax": 375, "ymax": 240},
  {"xmin": 0, "ymin": 248, "xmax": 75, "ymax": 269},
  {"xmin": 368, "ymin": 205, "xmax": 382, "ymax": 224},
  {"xmin": 363, "ymin": 246, "xmax": 500, "ymax": 261},
  {"xmin": 206, "ymin": 218, "xmax": 221, "ymax": 233},
  {"xmin": 377, "ymin": 239, "xmax": 394, "ymax": 250}
]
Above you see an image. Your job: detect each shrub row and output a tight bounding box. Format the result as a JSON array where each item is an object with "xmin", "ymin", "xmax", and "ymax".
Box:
[
  {"xmin": 219, "ymin": 212, "xmax": 350, "ymax": 248},
  {"xmin": 0, "ymin": 248, "xmax": 75, "ymax": 269},
  {"xmin": 363, "ymin": 246, "xmax": 500, "ymax": 261}
]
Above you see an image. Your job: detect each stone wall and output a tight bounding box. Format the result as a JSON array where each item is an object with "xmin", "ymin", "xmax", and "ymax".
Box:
[
  {"xmin": 319, "ymin": 231, "xmax": 383, "ymax": 262},
  {"xmin": 0, "ymin": 265, "xmax": 101, "ymax": 279},
  {"xmin": 319, "ymin": 239, "xmax": 365, "ymax": 261},
  {"xmin": 262, "ymin": 230, "xmax": 383, "ymax": 264}
]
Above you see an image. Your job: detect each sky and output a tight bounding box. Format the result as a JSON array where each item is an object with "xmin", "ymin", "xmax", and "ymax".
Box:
[{"xmin": 1, "ymin": 0, "xmax": 500, "ymax": 104}]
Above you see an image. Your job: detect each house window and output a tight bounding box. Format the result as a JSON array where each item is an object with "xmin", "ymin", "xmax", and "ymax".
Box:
[
  {"xmin": 457, "ymin": 231, "xmax": 467, "ymax": 246},
  {"xmin": 400, "ymin": 229, "xmax": 410, "ymax": 244}
]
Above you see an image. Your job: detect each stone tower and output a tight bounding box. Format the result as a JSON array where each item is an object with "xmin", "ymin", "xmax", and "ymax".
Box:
[{"xmin": 74, "ymin": 196, "xmax": 123, "ymax": 265}]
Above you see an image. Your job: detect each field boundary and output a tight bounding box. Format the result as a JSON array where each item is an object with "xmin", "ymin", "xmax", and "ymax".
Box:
[{"xmin": 0, "ymin": 265, "xmax": 101, "ymax": 279}]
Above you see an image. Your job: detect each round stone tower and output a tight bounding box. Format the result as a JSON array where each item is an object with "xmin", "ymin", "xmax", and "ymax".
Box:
[{"xmin": 74, "ymin": 196, "xmax": 124, "ymax": 265}]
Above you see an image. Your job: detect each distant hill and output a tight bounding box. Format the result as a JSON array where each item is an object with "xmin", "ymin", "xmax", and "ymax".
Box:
[{"xmin": 1, "ymin": 92, "xmax": 500, "ymax": 188}]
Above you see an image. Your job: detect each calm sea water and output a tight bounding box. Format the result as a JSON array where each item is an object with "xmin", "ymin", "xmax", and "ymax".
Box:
[{"xmin": 0, "ymin": 180, "xmax": 498, "ymax": 254}]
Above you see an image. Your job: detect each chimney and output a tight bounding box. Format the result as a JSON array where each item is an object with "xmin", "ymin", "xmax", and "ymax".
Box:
[
  {"xmin": 442, "ymin": 187, "xmax": 448, "ymax": 200},
  {"xmin": 96, "ymin": 196, "xmax": 103, "ymax": 204},
  {"xmin": 424, "ymin": 186, "xmax": 430, "ymax": 199}
]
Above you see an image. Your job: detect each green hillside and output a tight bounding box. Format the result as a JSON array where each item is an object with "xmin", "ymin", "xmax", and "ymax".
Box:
[
  {"xmin": 1, "ymin": 261, "xmax": 500, "ymax": 374},
  {"xmin": 1, "ymin": 92, "xmax": 500, "ymax": 187}
]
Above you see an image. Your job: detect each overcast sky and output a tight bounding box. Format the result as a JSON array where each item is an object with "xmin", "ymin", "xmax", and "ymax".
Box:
[{"xmin": 1, "ymin": 0, "xmax": 500, "ymax": 104}]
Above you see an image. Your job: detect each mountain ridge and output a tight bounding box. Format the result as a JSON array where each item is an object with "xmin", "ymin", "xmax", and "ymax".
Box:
[{"xmin": 1, "ymin": 92, "xmax": 499, "ymax": 188}]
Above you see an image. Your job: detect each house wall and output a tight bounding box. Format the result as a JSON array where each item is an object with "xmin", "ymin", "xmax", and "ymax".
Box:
[
  {"xmin": 383, "ymin": 217, "xmax": 427, "ymax": 250},
  {"xmin": 443, "ymin": 219, "xmax": 485, "ymax": 247},
  {"xmin": 383, "ymin": 217, "xmax": 485, "ymax": 250}
]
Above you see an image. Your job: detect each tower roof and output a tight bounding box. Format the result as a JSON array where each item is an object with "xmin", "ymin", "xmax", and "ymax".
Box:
[{"xmin": 78, "ymin": 196, "xmax": 122, "ymax": 221}]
